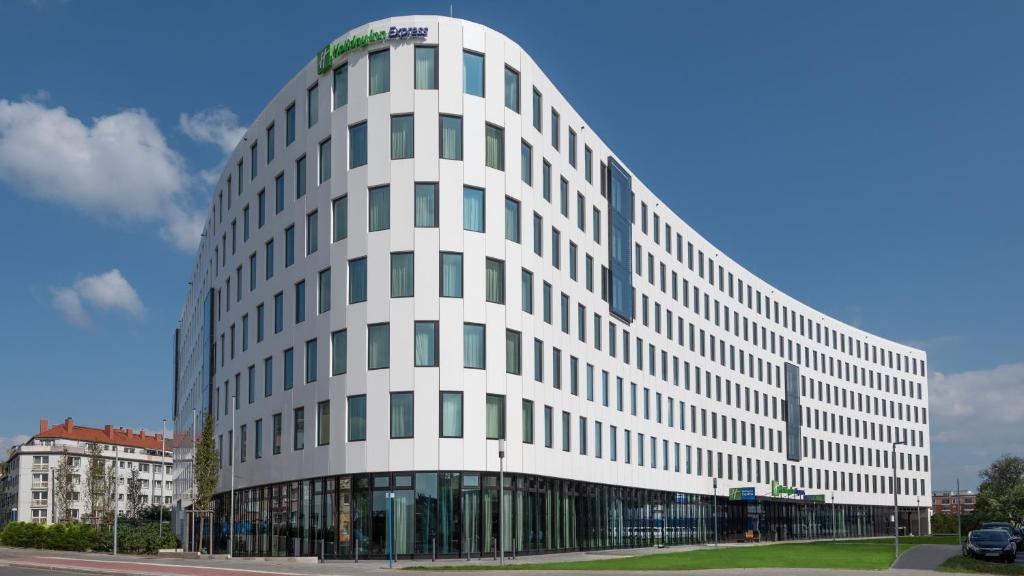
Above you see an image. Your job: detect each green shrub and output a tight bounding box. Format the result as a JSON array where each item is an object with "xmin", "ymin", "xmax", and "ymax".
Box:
[
  {"xmin": 95, "ymin": 522, "xmax": 179, "ymax": 555},
  {"xmin": 0, "ymin": 521, "xmax": 97, "ymax": 551}
]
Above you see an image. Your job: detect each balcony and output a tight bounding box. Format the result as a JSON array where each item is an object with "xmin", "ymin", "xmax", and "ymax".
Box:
[
  {"xmin": 31, "ymin": 482, "xmax": 49, "ymax": 491},
  {"xmin": 31, "ymin": 463, "xmax": 48, "ymax": 472},
  {"xmin": 31, "ymin": 499, "xmax": 48, "ymax": 508}
]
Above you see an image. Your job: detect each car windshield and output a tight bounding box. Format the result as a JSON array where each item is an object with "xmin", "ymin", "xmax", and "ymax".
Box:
[{"xmin": 972, "ymin": 530, "xmax": 1009, "ymax": 543}]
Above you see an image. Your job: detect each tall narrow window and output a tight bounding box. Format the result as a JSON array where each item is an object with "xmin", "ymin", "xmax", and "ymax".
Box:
[
  {"xmin": 504, "ymin": 66, "xmax": 520, "ymax": 112},
  {"xmin": 390, "ymin": 392, "xmax": 414, "ymax": 438},
  {"xmin": 349, "ymin": 257, "xmax": 367, "ymax": 303},
  {"xmin": 369, "ymin": 49, "xmax": 390, "ymax": 95},
  {"xmin": 294, "ymin": 280, "xmax": 305, "ymax": 323},
  {"xmin": 285, "ymin": 103, "xmax": 296, "ymax": 145},
  {"xmin": 521, "ymin": 269, "xmax": 533, "ymax": 313},
  {"xmin": 532, "ymin": 88, "xmax": 542, "ymax": 132},
  {"xmin": 414, "ymin": 321, "xmax": 439, "ymax": 367},
  {"xmin": 266, "ymin": 124, "xmax": 275, "ymax": 163},
  {"xmin": 332, "ymin": 196, "xmax": 348, "ymax": 241},
  {"xmin": 391, "ymin": 114, "xmax": 413, "ymax": 160},
  {"xmin": 369, "ymin": 185, "xmax": 390, "ymax": 231},
  {"xmin": 414, "ymin": 46, "xmax": 438, "ymax": 89},
  {"xmin": 331, "ymin": 329, "xmax": 347, "ymax": 375},
  {"xmin": 521, "ymin": 399, "xmax": 534, "ymax": 444},
  {"xmin": 520, "ymin": 141, "xmax": 532, "ymax": 185},
  {"xmin": 414, "ymin": 183, "xmax": 438, "ymax": 227},
  {"xmin": 391, "ymin": 252, "xmax": 414, "ymax": 298},
  {"xmin": 485, "ymin": 124, "xmax": 504, "ymax": 171},
  {"xmin": 463, "ymin": 186, "xmax": 484, "ymax": 232},
  {"xmin": 506, "ymin": 329, "xmax": 521, "ymax": 375},
  {"xmin": 293, "ymin": 407, "xmax": 305, "ymax": 451},
  {"xmin": 551, "ymin": 109, "xmax": 560, "ymax": 150},
  {"xmin": 463, "ymin": 51, "xmax": 484, "ymax": 96},
  {"xmin": 272, "ymin": 413, "xmax": 282, "ymax": 454},
  {"xmin": 440, "ymin": 391, "xmax": 462, "ymax": 437},
  {"xmin": 464, "ymin": 323, "xmax": 485, "ymax": 369},
  {"xmin": 347, "ymin": 395, "xmax": 366, "ymax": 441},
  {"xmin": 485, "ymin": 258, "xmax": 505, "ymax": 304},
  {"xmin": 544, "ymin": 406, "xmax": 553, "ymax": 448},
  {"xmin": 275, "ymin": 174, "xmax": 285, "ymax": 213},
  {"xmin": 255, "ymin": 418, "xmax": 263, "ymax": 459},
  {"xmin": 283, "ymin": 348, "xmax": 294, "ymax": 390},
  {"xmin": 316, "ymin": 400, "xmax": 330, "ymax": 446},
  {"xmin": 368, "ymin": 323, "xmax": 390, "ymax": 370},
  {"xmin": 440, "ymin": 253, "xmax": 463, "ymax": 298},
  {"xmin": 296, "ymin": 155, "xmax": 308, "ymax": 198},
  {"xmin": 284, "ymin": 226, "xmax": 295, "ymax": 267},
  {"xmin": 318, "ymin": 139, "xmax": 331, "ymax": 183},
  {"xmin": 307, "ymin": 84, "xmax": 319, "ymax": 127},
  {"xmin": 504, "ymin": 197, "xmax": 520, "ymax": 242},
  {"xmin": 542, "ymin": 160, "xmax": 551, "ymax": 201},
  {"xmin": 349, "ymin": 122, "xmax": 367, "ymax": 168},
  {"xmin": 333, "ymin": 63, "xmax": 348, "ymax": 108},
  {"xmin": 306, "ymin": 210, "xmax": 318, "ymax": 255},
  {"xmin": 273, "ymin": 292, "xmax": 284, "ymax": 333},
  {"xmin": 585, "ymin": 146, "xmax": 593, "ymax": 183},
  {"xmin": 568, "ymin": 128, "xmax": 577, "ymax": 168},
  {"xmin": 486, "ymin": 394, "xmax": 505, "ymax": 439},
  {"xmin": 439, "ymin": 115, "xmax": 463, "ymax": 160},
  {"xmin": 305, "ymin": 338, "xmax": 317, "ymax": 383}
]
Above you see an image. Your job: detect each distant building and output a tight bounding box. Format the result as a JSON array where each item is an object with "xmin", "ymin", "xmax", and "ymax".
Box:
[
  {"xmin": 932, "ymin": 489, "xmax": 976, "ymax": 515},
  {"xmin": 0, "ymin": 418, "xmax": 172, "ymax": 526}
]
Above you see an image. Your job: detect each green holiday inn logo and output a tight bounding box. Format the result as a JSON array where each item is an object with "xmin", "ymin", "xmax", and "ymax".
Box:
[{"xmin": 317, "ymin": 26, "xmax": 429, "ymax": 75}]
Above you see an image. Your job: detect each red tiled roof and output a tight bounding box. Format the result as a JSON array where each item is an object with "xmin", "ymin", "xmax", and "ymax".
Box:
[{"xmin": 33, "ymin": 418, "xmax": 165, "ymax": 451}]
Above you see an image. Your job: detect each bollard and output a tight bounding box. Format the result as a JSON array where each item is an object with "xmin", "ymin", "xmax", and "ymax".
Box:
[
  {"xmin": 492, "ymin": 537, "xmax": 497, "ymax": 561},
  {"xmin": 320, "ymin": 539, "xmax": 324, "ymax": 563},
  {"xmin": 513, "ymin": 537, "xmax": 516, "ymax": 560},
  {"xmin": 432, "ymin": 537, "xmax": 436, "ymax": 562},
  {"xmin": 355, "ymin": 540, "xmax": 359, "ymax": 563}
]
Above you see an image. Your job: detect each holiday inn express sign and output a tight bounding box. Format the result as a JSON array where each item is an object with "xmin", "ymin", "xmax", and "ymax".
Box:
[{"xmin": 317, "ymin": 26, "xmax": 429, "ymax": 75}]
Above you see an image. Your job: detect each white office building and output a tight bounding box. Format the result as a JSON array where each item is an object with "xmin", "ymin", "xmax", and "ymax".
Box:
[{"xmin": 172, "ymin": 16, "xmax": 931, "ymax": 558}]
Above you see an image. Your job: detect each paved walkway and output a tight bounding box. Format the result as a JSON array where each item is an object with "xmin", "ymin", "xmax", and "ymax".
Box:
[{"xmin": 891, "ymin": 544, "xmax": 961, "ymax": 570}]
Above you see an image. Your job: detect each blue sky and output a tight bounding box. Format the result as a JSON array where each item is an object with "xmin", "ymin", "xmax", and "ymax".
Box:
[{"xmin": 0, "ymin": 0, "xmax": 1020, "ymax": 492}]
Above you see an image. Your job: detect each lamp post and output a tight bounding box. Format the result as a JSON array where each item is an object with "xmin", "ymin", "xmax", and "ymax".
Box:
[
  {"xmin": 498, "ymin": 439, "xmax": 505, "ymax": 566},
  {"xmin": 712, "ymin": 477, "xmax": 718, "ymax": 548},
  {"xmin": 916, "ymin": 497, "xmax": 921, "ymax": 536},
  {"xmin": 955, "ymin": 479, "xmax": 962, "ymax": 544},
  {"xmin": 191, "ymin": 407, "xmax": 197, "ymax": 554},
  {"xmin": 160, "ymin": 418, "xmax": 166, "ymax": 540},
  {"xmin": 892, "ymin": 438, "xmax": 906, "ymax": 560},
  {"xmin": 831, "ymin": 492, "xmax": 836, "ymax": 541},
  {"xmin": 229, "ymin": 396, "xmax": 236, "ymax": 559},
  {"xmin": 113, "ymin": 444, "xmax": 119, "ymax": 556}
]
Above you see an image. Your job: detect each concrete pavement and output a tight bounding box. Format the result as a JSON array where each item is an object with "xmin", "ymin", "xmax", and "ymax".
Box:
[{"xmin": 891, "ymin": 544, "xmax": 961, "ymax": 570}]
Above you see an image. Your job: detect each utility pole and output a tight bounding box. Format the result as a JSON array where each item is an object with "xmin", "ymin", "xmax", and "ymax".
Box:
[
  {"xmin": 229, "ymin": 396, "xmax": 236, "ymax": 559},
  {"xmin": 712, "ymin": 477, "xmax": 718, "ymax": 548},
  {"xmin": 113, "ymin": 445, "xmax": 119, "ymax": 556},
  {"xmin": 160, "ymin": 418, "xmax": 166, "ymax": 539},
  {"xmin": 892, "ymin": 438, "xmax": 906, "ymax": 560}
]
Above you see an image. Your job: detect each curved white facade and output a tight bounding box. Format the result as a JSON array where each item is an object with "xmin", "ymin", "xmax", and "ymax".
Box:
[{"xmin": 174, "ymin": 15, "xmax": 931, "ymax": 554}]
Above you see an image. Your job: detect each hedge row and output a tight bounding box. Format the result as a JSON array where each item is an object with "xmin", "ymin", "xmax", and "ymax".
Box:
[{"xmin": 0, "ymin": 521, "xmax": 178, "ymax": 554}]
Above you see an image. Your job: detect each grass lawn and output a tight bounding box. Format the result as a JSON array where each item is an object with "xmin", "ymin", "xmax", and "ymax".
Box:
[
  {"xmin": 939, "ymin": 555, "xmax": 1024, "ymax": 575},
  {"xmin": 406, "ymin": 535, "xmax": 960, "ymax": 571}
]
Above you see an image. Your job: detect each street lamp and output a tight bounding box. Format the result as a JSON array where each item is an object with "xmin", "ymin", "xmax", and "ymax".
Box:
[
  {"xmin": 831, "ymin": 492, "xmax": 836, "ymax": 542},
  {"xmin": 712, "ymin": 478, "xmax": 718, "ymax": 548},
  {"xmin": 229, "ymin": 396, "xmax": 236, "ymax": 559},
  {"xmin": 160, "ymin": 418, "xmax": 166, "ymax": 540},
  {"xmin": 955, "ymin": 479, "xmax": 962, "ymax": 544},
  {"xmin": 113, "ymin": 444, "xmax": 119, "ymax": 556},
  {"xmin": 498, "ymin": 439, "xmax": 505, "ymax": 566},
  {"xmin": 892, "ymin": 438, "xmax": 906, "ymax": 560},
  {"xmin": 916, "ymin": 497, "xmax": 921, "ymax": 536}
]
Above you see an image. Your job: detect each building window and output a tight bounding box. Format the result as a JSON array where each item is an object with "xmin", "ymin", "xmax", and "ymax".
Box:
[
  {"xmin": 463, "ymin": 186, "xmax": 485, "ymax": 232},
  {"xmin": 333, "ymin": 63, "xmax": 347, "ymax": 108},
  {"xmin": 266, "ymin": 124, "xmax": 275, "ymax": 163},
  {"xmin": 415, "ymin": 183, "xmax": 438, "ymax": 228},
  {"xmin": 414, "ymin": 321, "xmax": 439, "ymax": 367},
  {"xmin": 349, "ymin": 122, "xmax": 367, "ymax": 168},
  {"xmin": 264, "ymin": 357, "xmax": 273, "ymax": 397},
  {"xmin": 318, "ymin": 139, "xmax": 331, "ymax": 183},
  {"xmin": 272, "ymin": 413, "xmax": 282, "ymax": 454},
  {"xmin": 369, "ymin": 185, "xmax": 390, "ymax": 231},
  {"xmin": 485, "ymin": 258, "xmax": 505, "ymax": 304},
  {"xmin": 440, "ymin": 252, "xmax": 463, "ymax": 298},
  {"xmin": 317, "ymin": 400, "xmax": 330, "ymax": 446},
  {"xmin": 521, "ymin": 269, "xmax": 533, "ymax": 313},
  {"xmin": 306, "ymin": 210, "xmax": 318, "ymax": 254},
  {"xmin": 440, "ymin": 391, "xmax": 463, "ymax": 438},
  {"xmin": 307, "ymin": 84, "xmax": 319, "ymax": 127},
  {"xmin": 464, "ymin": 323, "xmax": 485, "ymax": 369},
  {"xmin": 521, "ymin": 399, "xmax": 534, "ymax": 444},
  {"xmin": 505, "ymin": 197, "xmax": 520, "ymax": 243},
  {"xmin": 258, "ymin": 190, "xmax": 266, "ymax": 227},
  {"xmin": 250, "ymin": 143, "xmax": 258, "ymax": 180},
  {"xmin": 390, "ymin": 392, "xmax": 414, "ymax": 439},
  {"xmin": 391, "ymin": 252, "xmax": 414, "ymax": 298},
  {"xmin": 520, "ymin": 140, "xmax": 532, "ymax": 185},
  {"xmin": 347, "ymin": 396, "xmax": 366, "ymax": 441},
  {"xmin": 391, "ymin": 114, "xmax": 414, "ymax": 160},
  {"xmin": 368, "ymin": 323, "xmax": 390, "ymax": 370},
  {"xmin": 506, "ymin": 329, "xmax": 521, "ymax": 375},
  {"xmin": 369, "ymin": 49, "xmax": 390, "ymax": 95},
  {"xmin": 332, "ymin": 196, "xmax": 347, "ymax": 241},
  {"xmin": 331, "ymin": 329, "xmax": 347, "ymax": 375},
  {"xmin": 585, "ymin": 146, "xmax": 593, "ymax": 183},
  {"xmin": 414, "ymin": 45, "xmax": 438, "ymax": 89},
  {"xmin": 532, "ymin": 89, "xmax": 543, "ymax": 132},
  {"xmin": 504, "ymin": 66, "xmax": 520, "ymax": 112},
  {"xmin": 551, "ymin": 109, "xmax": 560, "ymax": 150},
  {"xmin": 349, "ymin": 257, "xmax": 367, "ymax": 303},
  {"xmin": 463, "ymin": 50, "xmax": 484, "ymax": 96},
  {"xmin": 273, "ymin": 292, "xmax": 284, "ymax": 333},
  {"xmin": 561, "ymin": 411, "xmax": 571, "ymax": 452},
  {"xmin": 568, "ymin": 128, "xmax": 577, "ymax": 168},
  {"xmin": 318, "ymin": 268, "xmax": 330, "ymax": 313},
  {"xmin": 285, "ymin": 103, "xmax": 296, "ymax": 145},
  {"xmin": 544, "ymin": 406, "xmax": 553, "ymax": 448},
  {"xmin": 285, "ymin": 226, "xmax": 295, "ymax": 267},
  {"xmin": 255, "ymin": 418, "xmax": 263, "ymax": 459},
  {"xmin": 293, "ymin": 407, "xmax": 305, "ymax": 451},
  {"xmin": 486, "ymin": 394, "xmax": 505, "ymax": 439},
  {"xmin": 275, "ymin": 174, "xmax": 285, "ymax": 213},
  {"xmin": 485, "ymin": 124, "xmax": 504, "ymax": 171},
  {"xmin": 294, "ymin": 280, "xmax": 305, "ymax": 323},
  {"xmin": 305, "ymin": 338, "xmax": 317, "ymax": 383},
  {"xmin": 439, "ymin": 115, "xmax": 462, "ymax": 160}
]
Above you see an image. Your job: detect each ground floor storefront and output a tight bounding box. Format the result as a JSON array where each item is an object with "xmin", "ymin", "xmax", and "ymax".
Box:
[{"xmin": 197, "ymin": 471, "xmax": 927, "ymax": 559}]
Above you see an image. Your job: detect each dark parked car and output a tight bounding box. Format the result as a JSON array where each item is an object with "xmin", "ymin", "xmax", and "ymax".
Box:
[
  {"xmin": 981, "ymin": 522, "xmax": 1023, "ymax": 550},
  {"xmin": 963, "ymin": 529, "xmax": 1017, "ymax": 563}
]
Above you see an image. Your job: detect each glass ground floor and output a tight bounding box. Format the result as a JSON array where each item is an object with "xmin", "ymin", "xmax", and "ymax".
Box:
[{"xmin": 199, "ymin": 471, "xmax": 929, "ymax": 559}]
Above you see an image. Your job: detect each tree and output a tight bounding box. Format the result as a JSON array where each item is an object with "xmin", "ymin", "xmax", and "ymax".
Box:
[
  {"xmin": 976, "ymin": 455, "xmax": 1024, "ymax": 523},
  {"xmin": 84, "ymin": 443, "xmax": 114, "ymax": 526},
  {"xmin": 193, "ymin": 412, "xmax": 219, "ymax": 554},
  {"xmin": 126, "ymin": 468, "xmax": 145, "ymax": 520},
  {"xmin": 51, "ymin": 448, "xmax": 76, "ymax": 524}
]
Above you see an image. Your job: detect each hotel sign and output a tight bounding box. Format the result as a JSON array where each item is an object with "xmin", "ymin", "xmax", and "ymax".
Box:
[
  {"xmin": 771, "ymin": 480, "xmax": 806, "ymax": 498},
  {"xmin": 729, "ymin": 487, "xmax": 756, "ymax": 501},
  {"xmin": 317, "ymin": 26, "xmax": 429, "ymax": 75}
]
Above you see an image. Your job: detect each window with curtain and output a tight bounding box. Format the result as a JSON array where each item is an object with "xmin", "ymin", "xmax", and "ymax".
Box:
[
  {"xmin": 306, "ymin": 210, "xmax": 318, "ymax": 255},
  {"xmin": 485, "ymin": 124, "xmax": 504, "ymax": 171},
  {"xmin": 532, "ymin": 89, "xmax": 542, "ymax": 131},
  {"xmin": 331, "ymin": 329, "xmax": 346, "ymax": 375},
  {"xmin": 463, "ymin": 186, "xmax": 484, "ymax": 232},
  {"xmin": 486, "ymin": 394, "xmax": 505, "ymax": 439},
  {"xmin": 463, "ymin": 51, "xmax": 484, "ymax": 96},
  {"xmin": 485, "ymin": 258, "xmax": 504, "ymax": 304},
  {"xmin": 294, "ymin": 407, "xmax": 305, "ymax": 451},
  {"xmin": 414, "ymin": 46, "xmax": 438, "ymax": 90},
  {"xmin": 348, "ymin": 257, "xmax": 367, "ymax": 303},
  {"xmin": 414, "ymin": 183, "xmax": 438, "ymax": 227},
  {"xmin": 521, "ymin": 269, "xmax": 533, "ymax": 313},
  {"xmin": 368, "ymin": 323, "xmax": 390, "ymax": 370},
  {"xmin": 440, "ymin": 253, "xmax": 463, "ymax": 298},
  {"xmin": 439, "ymin": 115, "xmax": 462, "ymax": 160},
  {"xmin": 305, "ymin": 338, "xmax": 317, "ymax": 382},
  {"xmin": 391, "ymin": 114, "xmax": 414, "ymax": 160},
  {"xmin": 520, "ymin": 141, "xmax": 532, "ymax": 184},
  {"xmin": 521, "ymin": 399, "xmax": 534, "ymax": 444},
  {"xmin": 307, "ymin": 84, "xmax": 319, "ymax": 127},
  {"xmin": 504, "ymin": 66, "xmax": 520, "ymax": 112},
  {"xmin": 390, "ymin": 392, "xmax": 414, "ymax": 438},
  {"xmin": 506, "ymin": 329, "xmax": 521, "ymax": 375},
  {"xmin": 391, "ymin": 252, "xmax": 414, "ymax": 298},
  {"xmin": 505, "ymin": 197, "xmax": 520, "ymax": 243},
  {"xmin": 296, "ymin": 155, "xmax": 307, "ymax": 197},
  {"xmin": 440, "ymin": 391, "xmax": 462, "ymax": 438},
  {"xmin": 319, "ymin": 139, "xmax": 331, "ymax": 183},
  {"xmin": 332, "ymin": 196, "xmax": 347, "ymax": 241},
  {"xmin": 414, "ymin": 321, "xmax": 438, "ymax": 367},
  {"xmin": 349, "ymin": 122, "xmax": 367, "ymax": 168},
  {"xmin": 348, "ymin": 395, "xmax": 366, "ymax": 441},
  {"xmin": 333, "ymin": 63, "xmax": 348, "ymax": 108},
  {"xmin": 464, "ymin": 323, "xmax": 485, "ymax": 369},
  {"xmin": 317, "ymin": 401, "xmax": 330, "ymax": 446},
  {"xmin": 369, "ymin": 49, "xmax": 390, "ymax": 95},
  {"xmin": 369, "ymin": 185, "xmax": 390, "ymax": 231}
]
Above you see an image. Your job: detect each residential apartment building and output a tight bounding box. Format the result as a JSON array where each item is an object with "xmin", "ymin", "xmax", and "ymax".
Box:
[{"xmin": 932, "ymin": 489, "xmax": 976, "ymax": 515}]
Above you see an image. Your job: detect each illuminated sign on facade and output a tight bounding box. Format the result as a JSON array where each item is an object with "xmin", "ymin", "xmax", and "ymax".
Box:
[{"xmin": 317, "ymin": 26, "xmax": 429, "ymax": 75}]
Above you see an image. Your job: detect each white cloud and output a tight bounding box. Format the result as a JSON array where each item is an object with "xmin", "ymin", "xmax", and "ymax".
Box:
[
  {"xmin": 0, "ymin": 98, "xmax": 205, "ymax": 251},
  {"xmin": 179, "ymin": 107, "xmax": 246, "ymax": 154},
  {"xmin": 51, "ymin": 269, "xmax": 144, "ymax": 326}
]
